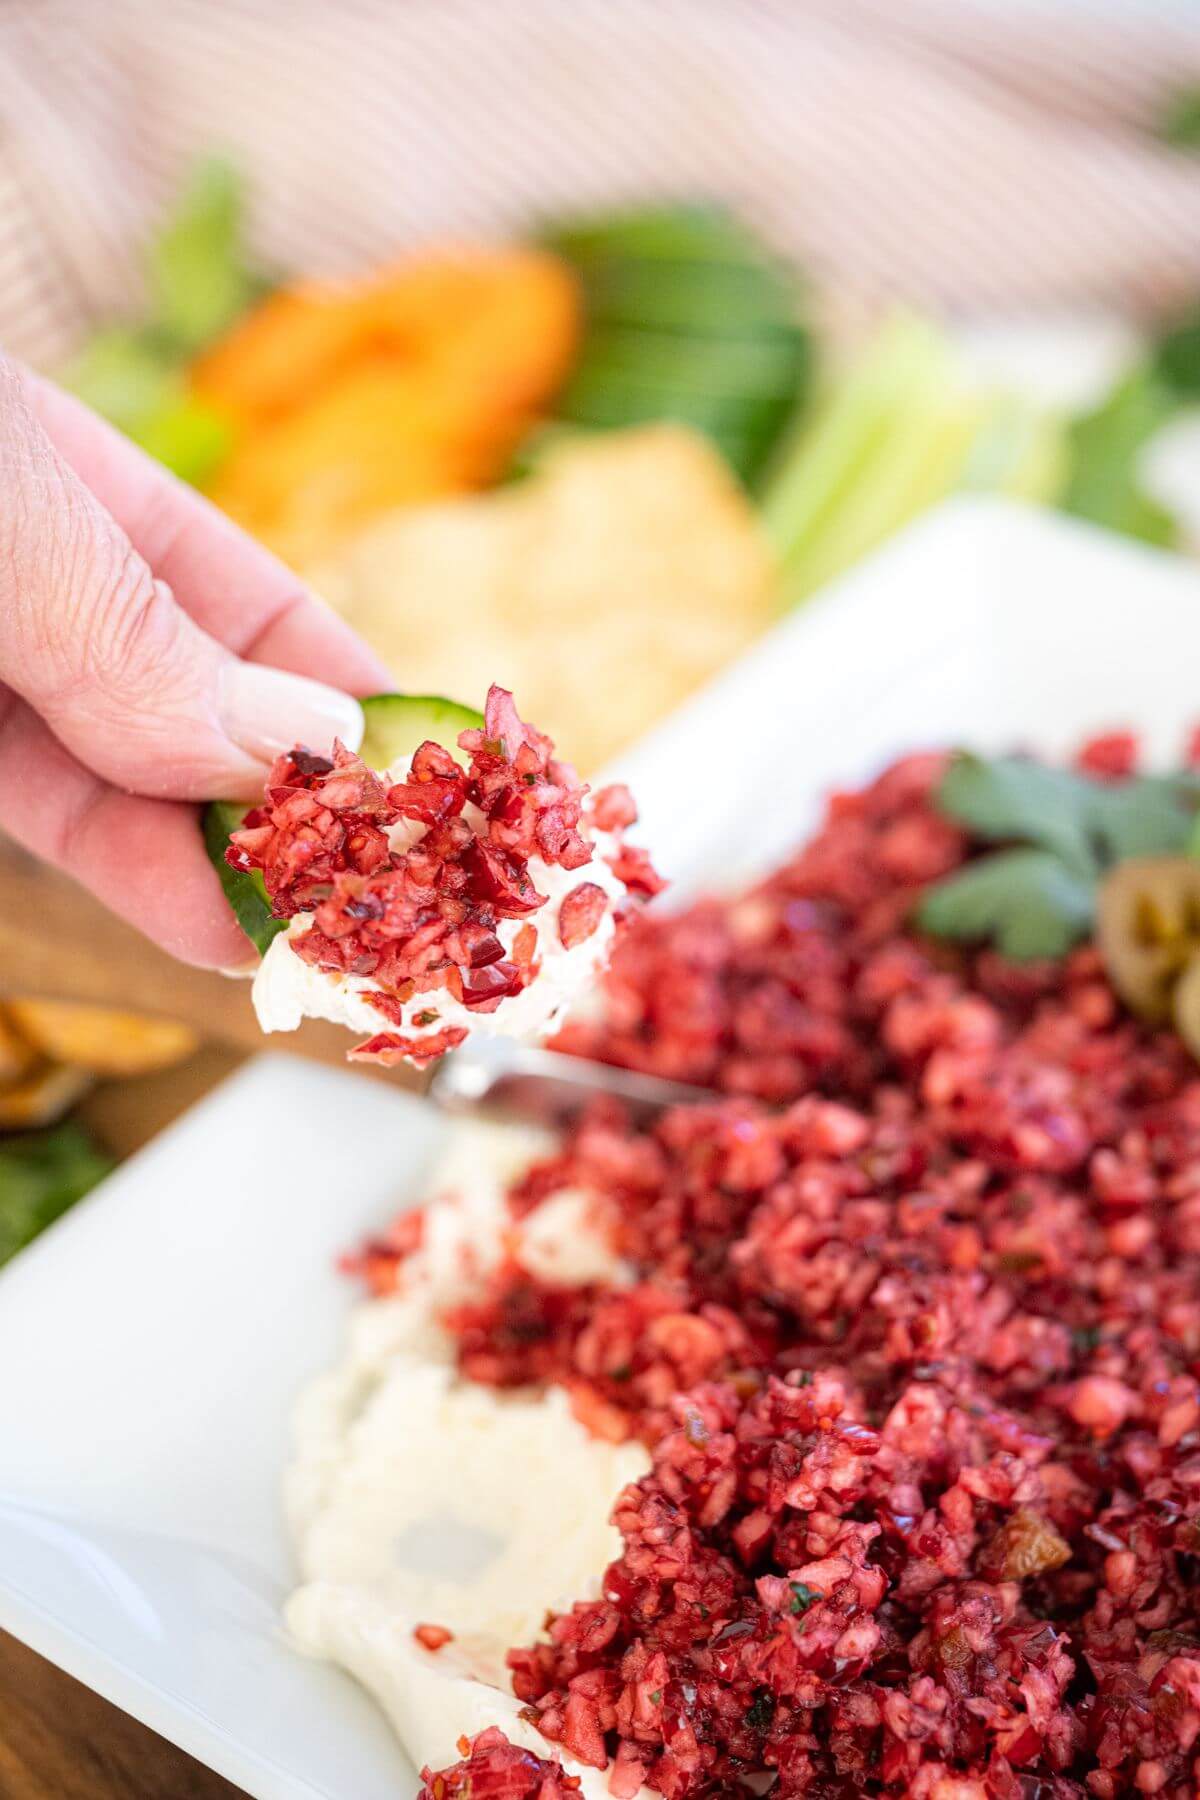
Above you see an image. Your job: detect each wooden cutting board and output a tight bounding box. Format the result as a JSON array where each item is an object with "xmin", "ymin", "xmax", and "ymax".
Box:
[{"xmin": 0, "ymin": 835, "xmax": 428, "ymax": 1132}]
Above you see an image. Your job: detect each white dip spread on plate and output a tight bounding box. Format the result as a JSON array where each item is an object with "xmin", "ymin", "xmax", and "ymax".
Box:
[{"xmin": 283, "ymin": 1124, "xmax": 651, "ymax": 1793}]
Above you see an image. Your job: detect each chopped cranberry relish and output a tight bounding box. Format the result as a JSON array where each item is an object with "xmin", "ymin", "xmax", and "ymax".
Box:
[
  {"xmin": 226, "ymin": 686, "xmax": 656, "ymax": 1065},
  {"xmin": 419, "ymin": 1727, "xmax": 581, "ymax": 1800},
  {"xmin": 369, "ymin": 749, "xmax": 1200, "ymax": 1796}
]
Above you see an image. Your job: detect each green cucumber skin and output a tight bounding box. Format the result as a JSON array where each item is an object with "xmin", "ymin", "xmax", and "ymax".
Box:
[
  {"xmin": 205, "ymin": 691, "xmax": 485, "ymax": 956},
  {"xmin": 202, "ymin": 799, "xmax": 286, "ymax": 958},
  {"xmin": 358, "ymin": 692, "xmax": 484, "ymax": 772}
]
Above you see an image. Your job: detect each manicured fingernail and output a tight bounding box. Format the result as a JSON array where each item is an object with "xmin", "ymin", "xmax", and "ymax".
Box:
[
  {"xmin": 218, "ymin": 663, "xmax": 364, "ymax": 763},
  {"xmin": 217, "ymin": 961, "xmax": 259, "ymax": 978}
]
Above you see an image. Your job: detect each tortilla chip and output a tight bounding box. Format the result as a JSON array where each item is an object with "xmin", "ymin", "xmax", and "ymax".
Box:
[
  {"xmin": 0, "ymin": 1010, "xmax": 39, "ymax": 1085},
  {"xmin": 0, "ymin": 1063, "xmax": 93, "ymax": 1129},
  {"xmin": 307, "ymin": 424, "xmax": 778, "ymax": 772},
  {"xmin": 6, "ymin": 1001, "xmax": 198, "ymax": 1076}
]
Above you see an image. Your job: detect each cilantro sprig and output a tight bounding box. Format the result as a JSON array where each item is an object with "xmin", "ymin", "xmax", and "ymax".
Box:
[{"xmin": 916, "ymin": 753, "xmax": 1200, "ymax": 961}]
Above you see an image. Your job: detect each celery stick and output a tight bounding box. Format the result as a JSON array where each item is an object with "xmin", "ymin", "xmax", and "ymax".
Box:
[
  {"xmin": 962, "ymin": 394, "xmax": 1068, "ymax": 503},
  {"xmin": 759, "ymin": 314, "xmax": 955, "ymax": 569},
  {"xmin": 777, "ymin": 387, "xmax": 983, "ymax": 604}
]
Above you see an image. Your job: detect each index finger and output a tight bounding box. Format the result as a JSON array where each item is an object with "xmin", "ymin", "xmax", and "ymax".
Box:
[{"xmin": 20, "ymin": 364, "xmax": 392, "ymax": 696}]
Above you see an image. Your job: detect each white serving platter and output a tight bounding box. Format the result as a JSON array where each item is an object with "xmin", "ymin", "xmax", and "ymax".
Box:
[{"xmin": 1, "ymin": 497, "xmax": 1199, "ymax": 1798}]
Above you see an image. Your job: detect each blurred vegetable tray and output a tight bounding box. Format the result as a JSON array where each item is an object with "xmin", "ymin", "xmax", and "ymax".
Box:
[{"xmin": 7, "ymin": 156, "xmax": 1200, "ymax": 1253}]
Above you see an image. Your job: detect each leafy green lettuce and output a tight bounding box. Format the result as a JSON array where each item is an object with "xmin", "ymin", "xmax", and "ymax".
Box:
[{"xmin": 0, "ymin": 1123, "xmax": 114, "ymax": 1269}]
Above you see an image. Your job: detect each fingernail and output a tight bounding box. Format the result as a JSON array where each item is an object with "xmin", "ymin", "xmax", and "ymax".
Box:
[
  {"xmin": 217, "ymin": 960, "xmax": 259, "ymax": 978},
  {"xmin": 219, "ymin": 663, "xmax": 364, "ymax": 763}
]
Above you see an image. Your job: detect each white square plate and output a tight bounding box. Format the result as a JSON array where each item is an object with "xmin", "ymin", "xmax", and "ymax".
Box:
[{"xmin": 2, "ymin": 498, "xmax": 1199, "ymax": 1799}]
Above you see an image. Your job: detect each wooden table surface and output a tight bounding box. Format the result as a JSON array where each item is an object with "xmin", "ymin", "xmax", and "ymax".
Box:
[
  {"xmin": 0, "ymin": 1632, "xmax": 248, "ymax": 1798},
  {"xmin": 0, "ymin": 842, "xmax": 425, "ymax": 1793}
]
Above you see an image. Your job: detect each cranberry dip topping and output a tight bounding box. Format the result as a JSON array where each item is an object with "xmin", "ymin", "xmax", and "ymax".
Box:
[
  {"xmin": 227, "ymin": 685, "xmax": 661, "ymax": 1065},
  {"xmin": 403, "ymin": 746, "xmax": 1200, "ymax": 1798},
  {"xmin": 419, "ymin": 1726, "xmax": 583, "ymax": 1800}
]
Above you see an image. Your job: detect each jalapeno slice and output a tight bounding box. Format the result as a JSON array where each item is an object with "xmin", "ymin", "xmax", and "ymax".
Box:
[{"xmin": 1096, "ymin": 854, "xmax": 1200, "ymax": 1022}]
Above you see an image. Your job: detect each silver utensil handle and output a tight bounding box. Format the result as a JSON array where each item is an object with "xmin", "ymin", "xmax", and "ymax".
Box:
[{"xmin": 428, "ymin": 1035, "xmax": 717, "ymax": 1127}]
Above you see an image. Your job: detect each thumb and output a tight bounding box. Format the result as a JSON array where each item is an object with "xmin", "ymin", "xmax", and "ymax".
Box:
[{"xmin": 0, "ymin": 362, "xmax": 362, "ymax": 801}]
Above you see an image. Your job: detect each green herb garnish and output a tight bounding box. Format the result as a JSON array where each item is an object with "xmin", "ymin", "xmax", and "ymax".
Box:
[
  {"xmin": 918, "ymin": 850, "xmax": 1094, "ymax": 962},
  {"xmin": 917, "ymin": 753, "xmax": 1200, "ymax": 960},
  {"xmin": 744, "ymin": 1691, "xmax": 775, "ymax": 1733},
  {"xmin": 788, "ymin": 1581, "xmax": 822, "ymax": 1615}
]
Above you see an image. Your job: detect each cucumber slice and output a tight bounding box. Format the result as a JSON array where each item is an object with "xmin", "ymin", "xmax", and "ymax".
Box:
[
  {"xmin": 203, "ymin": 799, "xmax": 286, "ymax": 957},
  {"xmin": 359, "ymin": 692, "xmax": 484, "ymax": 773},
  {"xmin": 203, "ymin": 691, "xmax": 484, "ymax": 956}
]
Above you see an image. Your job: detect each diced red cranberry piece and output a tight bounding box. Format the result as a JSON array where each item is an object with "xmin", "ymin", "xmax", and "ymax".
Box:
[
  {"xmin": 289, "ymin": 749, "xmax": 335, "ymax": 777},
  {"xmin": 467, "ymin": 929, "xmax": 507, "ymax": 968},
  {"xmin": 418, "ymin": 1727, "xmax": 580, "ymax": 1800},
  {"xmin": 461, "ymin": 962, "xmax": 525, "ymax": 1009},
  {"xmin": 462, "ymin": 841, "xmax": 546, "ymax": 916},
  {"xmin": 349, "ymin": 1026, "xmax": 467, "ymax": 1066},
  {"xmin": 389, "ymin": 740, "xmax": 468, "ymax": 824},
  {"xmin": 559, "ymin": 883, "xmax": 609, "ymax": 950},
  {"xmin": 388, "ymin": 777, "xmax": 467, "ymax": 825},
  {"xmin": 512, "ymin": 923, "xmax": 539, "ymax": 969},
  {"xmin": 1076, "ymin": 730, "xmax": 1138, "ymax": 779},
  {"xmin": 590, "ymin": 783, "xmax": 638, "ymax": 832},
  {"xmin": 606, "ymin": 844, "xmax": 665, "ymax": 898}
]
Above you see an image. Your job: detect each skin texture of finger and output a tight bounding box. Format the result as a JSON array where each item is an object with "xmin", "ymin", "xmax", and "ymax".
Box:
[
  {"xmin": 0, "ymin": 361, "xmax": 363, "ymax": 800},
  {"xmin": 0, "ymin": 692, "xmax": 255, "ymax": 969},
  {"xmin": 23, "ymin": 365, "xmax": 391, "ymax": 693}
]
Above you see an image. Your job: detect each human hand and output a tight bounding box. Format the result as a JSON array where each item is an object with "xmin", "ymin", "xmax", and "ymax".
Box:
[{"xmin": 0, "ymin": 355, "xmax": 390, "ymax": 969}]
